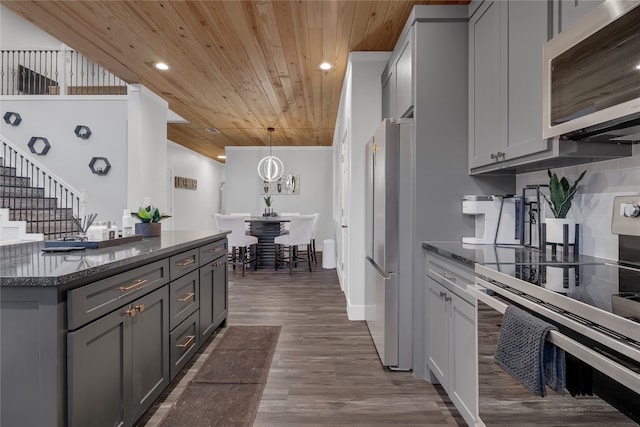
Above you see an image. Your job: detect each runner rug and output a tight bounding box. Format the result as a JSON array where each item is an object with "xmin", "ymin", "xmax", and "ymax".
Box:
[{"xmin": 160, "ymin": 325, "xmax": 281, "ymax": 427}]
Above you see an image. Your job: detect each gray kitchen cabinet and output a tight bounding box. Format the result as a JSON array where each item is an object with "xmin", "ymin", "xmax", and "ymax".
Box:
[
  {"xmin": 170, "ymin": 310, "xmax": 200, "ymax": 379},
  {"xmin": 68, "ymin": 285, "xmax": 170, "ymax": 427},
  {"xmin": 469, "ymin": 0, "xmax": 559, "ymax": 174},
  {"xmin": 554, "ymin": 0, "xmax": 604, "ymax": 35},
  {"xmin": 425, "ymin": 251, "xmax": 477, "ymax": 426},
  {"xmin": 382, "ymin": 66, "xmax": 395, "ymax": 119},
  {"xmin": 199, "ymin": 256, "xmax": 228, "ymax": 342},
  {"xmin": 468, "ymin": 0, "xmax": 505, "ymax": 169},
  {"xmin": 381, "ymin": 27, "xmax": 413, "ymax": 119},
  {"xmin": 0, "ymin": 231, "xmax": 228, "ymax": 427},
  {"xmin": 395, "ymin": 33, "xmax": 413, "ymax": 118}
]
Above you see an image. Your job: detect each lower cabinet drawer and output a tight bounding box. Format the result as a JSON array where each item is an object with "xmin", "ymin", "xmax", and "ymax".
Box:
[
  {"xmin": 199, "ymin": 239, "xmax": 227, "ymax": 266},
  {"xmin": 170, "ymin": 310, "xmax": 200, "ymax": 380},
  {"xmin": 169, "ymin": 270, "xmax": 199, "ymax": 330},
  {"xmin": 169, "ymin": 249, "xmax": 199, "ymax": 281}
]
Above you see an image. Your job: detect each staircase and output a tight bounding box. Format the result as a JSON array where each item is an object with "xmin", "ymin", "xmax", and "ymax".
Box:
[{"xmin": 0, "ymin": 155, "xmax": 76, "ymax": 244}]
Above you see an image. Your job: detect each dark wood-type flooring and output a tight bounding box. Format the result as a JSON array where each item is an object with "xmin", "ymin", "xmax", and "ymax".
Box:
[{"xmin": 226, "ymin": 260, "xmax": 465, "ymax": 427}]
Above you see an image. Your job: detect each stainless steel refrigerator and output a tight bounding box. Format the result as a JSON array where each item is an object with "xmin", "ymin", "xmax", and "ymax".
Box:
[{"xmin": 365, "ymin": 118, "xmax": 413, "ymax": 370}]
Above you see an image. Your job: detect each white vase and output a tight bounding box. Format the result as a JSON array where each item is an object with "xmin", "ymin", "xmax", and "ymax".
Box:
[
  {"xmin": 544, "ymin": 266, "xmax": 576, "ymax": 293},
  {"xmin": 544, "ymin": 218, "xmax": 576, "ymax": 244}
]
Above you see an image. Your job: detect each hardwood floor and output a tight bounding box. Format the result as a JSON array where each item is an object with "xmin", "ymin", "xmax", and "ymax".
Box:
[{"xmin": 226, "ymin": 261, "xmax": 465, "ymax": 427}]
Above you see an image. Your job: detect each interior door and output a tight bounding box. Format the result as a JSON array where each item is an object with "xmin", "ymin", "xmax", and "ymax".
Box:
[{"xmin": 339, "ymin": 125, "xmax": 349, "ymax": 286}]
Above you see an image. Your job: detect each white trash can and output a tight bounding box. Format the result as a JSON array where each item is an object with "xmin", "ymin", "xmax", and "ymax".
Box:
[{"xmin": 322, "ymin": 239, "xmax": 336, "ymax": 269}]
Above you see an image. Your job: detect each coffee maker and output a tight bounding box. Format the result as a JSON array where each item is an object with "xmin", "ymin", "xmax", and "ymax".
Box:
[{"xmin": 461, "ymin": 195, "xmax": 521, "ymax": 245}]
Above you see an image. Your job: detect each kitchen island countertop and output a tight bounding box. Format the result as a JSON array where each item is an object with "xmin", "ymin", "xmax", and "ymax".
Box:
[{"xmin": 0, "ymin": 229, "xmax": 229, "ymax": 288}]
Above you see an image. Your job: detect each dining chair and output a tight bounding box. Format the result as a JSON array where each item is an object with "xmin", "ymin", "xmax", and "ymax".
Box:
[
  {"xmin": 279, "ymin": 212, "xmax": 300, "ymax": 234},
  {"xmin": 274, "ymin": 214, "xmax": 315, "ymax": 273},
  {"xmin": 214, "ymin": 214, "xmax": 258, "ymax": 276},
  {"xmin": 229, "ymin": 212, "xmax": 251, "ymax": 233},
  {"xmin": 310, "ymin": 213, "xmax": 320, "ymax": 265}
]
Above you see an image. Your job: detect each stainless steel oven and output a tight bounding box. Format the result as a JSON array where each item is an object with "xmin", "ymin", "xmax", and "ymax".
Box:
[{"xmin": 468, "ymin": 196, "xmax": 640, "ymax": 426}]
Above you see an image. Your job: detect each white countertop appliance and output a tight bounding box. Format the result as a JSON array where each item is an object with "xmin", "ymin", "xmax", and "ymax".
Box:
[{"xmin": 461, "ymin": 195, "xmax": 521, "ymax": 245}]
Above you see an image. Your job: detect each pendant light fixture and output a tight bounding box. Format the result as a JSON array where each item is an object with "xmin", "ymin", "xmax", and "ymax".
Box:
[{"xmin": 257, "ymin": 127, "xmax": 284, "ymax": 182}]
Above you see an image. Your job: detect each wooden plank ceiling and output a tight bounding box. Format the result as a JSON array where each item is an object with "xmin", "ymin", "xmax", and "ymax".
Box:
[{"xmin": 3, "ymin": 1, "xmax": 468, "ymax": 161}]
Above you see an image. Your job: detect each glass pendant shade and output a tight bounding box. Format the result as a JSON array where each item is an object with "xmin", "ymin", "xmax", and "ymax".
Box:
[{"xmin": 258, "ymin": 127, "xmax": 284, "ymax": 182}]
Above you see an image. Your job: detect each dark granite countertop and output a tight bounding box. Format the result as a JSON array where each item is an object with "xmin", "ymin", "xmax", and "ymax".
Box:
[{"xmin": 0, "ymin": 229, "xmax": 229, "ymax": 288}]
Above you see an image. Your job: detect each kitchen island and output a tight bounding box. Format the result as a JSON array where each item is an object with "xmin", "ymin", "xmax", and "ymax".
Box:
[{"xmin": 0, "ymin": 230, "xmax": 229, "ymax": 427}]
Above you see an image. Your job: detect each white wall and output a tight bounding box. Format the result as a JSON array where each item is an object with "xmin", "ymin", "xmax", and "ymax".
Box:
[
  {"xmin": 516, "ymin": 147, "xmax": 640, "ymax": 260},
  {"xmin": 0, "ymin": 96, "xmax": 128, "ymax": 223},
  {"xmin": 127, "ymin": 84, "xmax": 168, "ymax": 216},
  {"xmin": 0, "ymin": 6, "xmax": 60, "ymax": 49},
  {"xmin": 167, "ymin": 140, "xmax": 225, "ymax": 230},
  {"xmin": 333, "ymin": 52, "xmax": 391, "ymax": 319},
  {"xmin": 224, "ymin": 146, "xmax": 333, "ymax": 244}
]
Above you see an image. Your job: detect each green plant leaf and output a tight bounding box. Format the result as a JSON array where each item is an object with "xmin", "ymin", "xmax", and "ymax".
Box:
[
  {"xmin": 544, "ymin": 169, "xmax": 585, "ymax": 219},
  {"xmin": 131, "ymin": 205, "xmax": 171, "ymax": 223}
]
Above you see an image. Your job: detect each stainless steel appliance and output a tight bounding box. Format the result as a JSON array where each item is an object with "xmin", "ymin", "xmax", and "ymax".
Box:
[
  {"xmin": 468, "ymin": 195, "xmax": 640, "ymax": 425},
  {"xmin": 543, "ymin": 0, "xmax": 640, "ymax": 142},
  {"xmin": 364, "ymin": 118, "xmax": 413, "ymax": 370}
]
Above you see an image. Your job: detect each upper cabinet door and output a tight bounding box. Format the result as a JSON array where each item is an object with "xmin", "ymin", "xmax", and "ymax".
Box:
[
  {"xmin": 506, "ymin": 0, "xmax": 551, "ymax": 159},
  {"xmin": 555, "ymin": 0, "xmax": 604, "ymax": 35},
  {"xmin": 396, "ymin": 34, "xmax": 413, "ymax": 118},
  {"xmin": 382, "ymin": 70, "xmax": 395, "ymax": 120},
  {"xmin": 469, "ymin": 1, "xmax": 507, "ymax": 169}
]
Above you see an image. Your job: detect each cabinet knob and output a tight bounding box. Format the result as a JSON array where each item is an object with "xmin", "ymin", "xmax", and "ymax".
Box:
[
  {"xmin": 621, "ymin": 202, "xmax": 640, "ymax": 218},
  {"xmin": 124, "ymin": 304, "xmax": 145, "ymax": 317}
]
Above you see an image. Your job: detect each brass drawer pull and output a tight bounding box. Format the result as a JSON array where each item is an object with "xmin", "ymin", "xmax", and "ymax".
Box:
[
  {"xmin": 178, "ymin": 292, "xmax": 195, "ymax": 302},
  {"xmin": 176, "ymin": 258, "xmax": 196, "ymax": 267},
  {"xmin": 177, "ymin": 335, "xmax": 196, "ymax": 349},
  {"xmin": 119, "ymin": 279, "xmax": 148, "ymax": 292},
  {"xmin": 210, "ymin": 247, "xmax": 223, "ymax": 253},
  {"xmin": 125, "ymin": 304, "xmax": 145, "ymax": 317}
]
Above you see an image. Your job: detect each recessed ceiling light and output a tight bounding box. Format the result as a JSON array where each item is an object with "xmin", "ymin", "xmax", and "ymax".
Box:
[
  {"xmin": 636, "ymin": 64, "xmax": 640, "ymax": 70},
  {"xmin": 217, "ymin": 155, "xmax": 226, "ymax": 159},
  {"xmin": 319, "ymin": 62, "xmax": 332, "ymax": 71},
  {"xmin": 155, "ymin": 62, "xmax": 169, "ymax": 70}
]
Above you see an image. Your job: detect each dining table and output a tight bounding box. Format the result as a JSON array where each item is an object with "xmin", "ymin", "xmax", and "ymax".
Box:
[{"xmin": 246, "ymin": 215, "xmax": 291, "ymax": 268}]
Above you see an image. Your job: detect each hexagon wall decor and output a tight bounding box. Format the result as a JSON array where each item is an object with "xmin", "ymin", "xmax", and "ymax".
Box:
[
  {"xmin": 89, "ymin": 157, "xmax": 111, "ymax": 175},
  {"xmin": 27, "ymin": 137, "xmax": 50, "ymax": 155},
  {"xmin": 74, "ymin": 125, "xmax": 92, "ymax": 139},
  {"xmin": 3, "ymin": 112, "xmax": 22, "ymax": 126}
]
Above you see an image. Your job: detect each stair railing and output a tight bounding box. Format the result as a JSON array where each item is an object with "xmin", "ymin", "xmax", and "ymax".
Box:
[
  {"xmin": 1, "ymin": 49, "xmax": 127, "ymax": 96},
  {"xmin": 1, "ymin": 135, "xmax": 83, "ymax": 240}
]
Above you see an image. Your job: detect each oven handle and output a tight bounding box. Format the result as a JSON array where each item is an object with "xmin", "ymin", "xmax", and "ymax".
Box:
[{"xmin": 469, "ymin": 283, "xmax": 640, "ymax": 395}]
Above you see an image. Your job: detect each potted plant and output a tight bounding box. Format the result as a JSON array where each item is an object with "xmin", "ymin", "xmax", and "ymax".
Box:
[
  {"xmin": 131, "ymin": 205, "xmax": 171, "ymax": 237},
  {"xmin": 542, "ymin": 169, "xmax": 586, "ymax": 244},
  {"xmin": 263, "ymin": 196, "xmax": 272, "ymax": 217}
]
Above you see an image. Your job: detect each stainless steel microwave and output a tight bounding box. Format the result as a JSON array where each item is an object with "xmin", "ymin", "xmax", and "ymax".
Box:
[{"xmin": 543, "ymin": 0, "xmax": 640, "ymax": 142}]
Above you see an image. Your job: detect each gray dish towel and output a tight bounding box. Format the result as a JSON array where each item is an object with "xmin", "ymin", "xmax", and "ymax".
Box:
[{"xmin": 494, "ymin": 305, "xmax": 566, "ymax": 397}]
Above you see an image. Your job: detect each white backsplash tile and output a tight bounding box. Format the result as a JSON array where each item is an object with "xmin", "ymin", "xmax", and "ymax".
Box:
[{"xmin": 516, "ymin": 153, "xmax": 640, "ymax": 260}]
